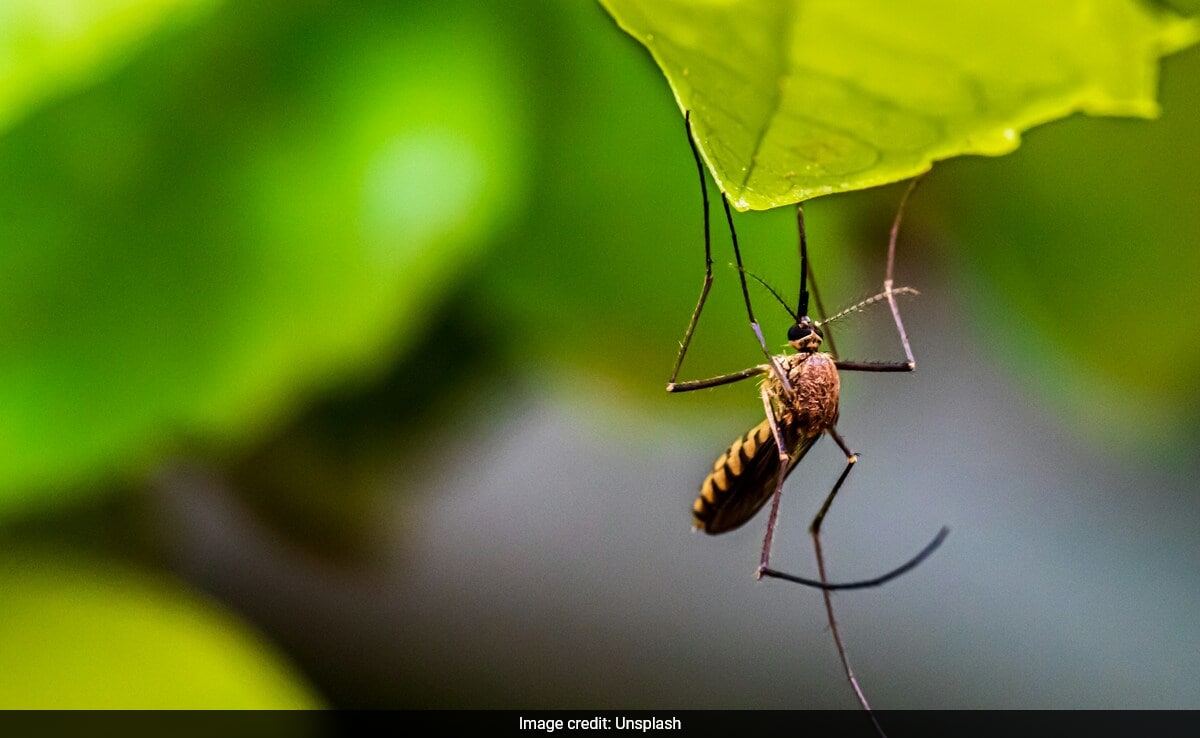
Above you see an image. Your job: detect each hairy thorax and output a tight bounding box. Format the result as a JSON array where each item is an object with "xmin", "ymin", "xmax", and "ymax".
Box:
[{"xmin": 767, "ymin": 352, "xmax": 841, "ymax": 432}]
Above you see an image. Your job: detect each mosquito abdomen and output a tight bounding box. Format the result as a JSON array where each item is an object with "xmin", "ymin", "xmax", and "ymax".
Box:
[{"xmin": 693, "ymin": 419, "xmax": 776, "ymax": 534}]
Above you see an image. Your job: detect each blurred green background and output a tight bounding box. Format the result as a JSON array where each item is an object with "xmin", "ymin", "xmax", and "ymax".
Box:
[{"xmin": 1, "ymin": 0, "xmax": 1199, "ymax": 709}]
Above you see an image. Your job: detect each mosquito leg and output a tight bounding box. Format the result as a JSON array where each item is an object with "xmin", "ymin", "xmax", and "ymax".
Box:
[
  {"xmin": 805, "ymin": 247, "xmax": 839, "ymax": 360},
  {"xmin": 810, "ymin": 427, "xmax": 856, "ymax": 537},
  {"xmin": 759, "ymin": 528, "xmax": 948, "ymax": 590},
  {"xmin": 757, "ymin": 370, "xmax": 948, "ymax": 590},
  {"xmin": 667, "ymin": 112, "xmax": 716, "ymax": 390},
  {"xmin": 835, "ymin": 360, "xmax": 914, "ymax": 373},
  {"xmin": 814, "ymin": 518, "xmax": 886, "ymax": 738},
  {"xmin": 748, "ymin": 386, "xmax": 947, "ymax": 591},
  {"xmin": 750, "ymin": 422, "xmax": 882, "ymax": 730},
  {"xmin": 755, "ymin": 384, "xmax": 790, "ymax": 576},
  {"xmin": 830, "ymin": 179, "xmax": 924, "ymax": 373},
  {"xmin": 881, "ymin": 177, "xmax": 922, "ymax": 370},
  {"xmin": 724, "ymin": 197, "xmax": 792, "ymax": 394},
  {"xmin": 668, "ymin": 112, "xmax": 790, "ymax": 393},
  {"xmin": 793, "ymin": 203, "xmax": 841, "ymax": 360},
  {"xmin": 809, "ymin": 426, "xmax": 879, "ymax": 723},
  {"xmin": 667, "ymin": 365, "xmax": 768, "ymax": 393}
]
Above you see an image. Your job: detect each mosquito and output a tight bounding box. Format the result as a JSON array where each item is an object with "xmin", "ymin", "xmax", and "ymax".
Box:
[{"xmin": 667, "ymin": 112, "xmax": 948, "ymax": 730}]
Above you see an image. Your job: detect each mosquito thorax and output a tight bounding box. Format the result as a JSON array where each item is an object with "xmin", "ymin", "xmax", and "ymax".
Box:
[{"xmin": 787, "ymin": 317, "xmax": 823, "ymax": 353}]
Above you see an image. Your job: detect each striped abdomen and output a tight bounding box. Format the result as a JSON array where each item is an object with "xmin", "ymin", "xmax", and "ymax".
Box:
[{"xmin": 692, "ymin": 419, "xmax": 817, "ymax": 534}]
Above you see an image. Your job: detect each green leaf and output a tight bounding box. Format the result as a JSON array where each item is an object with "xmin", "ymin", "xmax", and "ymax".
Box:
[
  {"xmin": 929, "ymin": 44, "xmax": 1200, "ymax": 447},
  {"xmin": 0, "ymin": 0, "xmax": 221, "ymax": 136},
  {"xmin": 600, "ymin": 0, "xmax": 1200, "ymax": 209},
  {"xmin": 0, "ymin": 553, "xmax": 320, "ymax": 708}
]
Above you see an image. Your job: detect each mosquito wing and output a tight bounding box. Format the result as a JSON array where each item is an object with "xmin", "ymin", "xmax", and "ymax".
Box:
[{"xmin": 692, "ymin": 418, "xmax": 818, "ymax": 535}]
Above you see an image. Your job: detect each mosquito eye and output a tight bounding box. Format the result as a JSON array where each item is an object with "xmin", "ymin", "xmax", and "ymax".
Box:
[{"xmin": 787, "ymin": 324, "xmax": 807, "ymax": 342}]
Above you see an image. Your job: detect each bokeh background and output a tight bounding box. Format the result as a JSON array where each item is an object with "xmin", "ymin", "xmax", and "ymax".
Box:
[{"xmin": 1, "ymin": 0, "xmax": 1199, "ymax": 709}]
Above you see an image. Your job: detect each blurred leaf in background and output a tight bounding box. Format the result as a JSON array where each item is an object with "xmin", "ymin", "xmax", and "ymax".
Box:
[
  {"xmin": 0, "ymin": 0, "xmax": 531, "ymax": 709},
  {"xmin": 0, "ymin": 0, "xmax": 220, "ymax": 135},
  {"xmin": 0, "ymin": 552, "xmax": 320, "ymax": 708},
  {"xmin": 0, "ymin": 0, "xmax": 527, "ymax": 512}
]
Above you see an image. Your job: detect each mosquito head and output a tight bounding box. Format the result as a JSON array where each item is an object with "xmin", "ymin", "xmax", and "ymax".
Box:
[{"xmin": 787, "ymin": 316, "xmax": 823, "ymax": 353}]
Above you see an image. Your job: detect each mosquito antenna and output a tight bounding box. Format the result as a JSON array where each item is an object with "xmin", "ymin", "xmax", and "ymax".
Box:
[
  {"xmin": 743, "ymin": 268, "xmax": 799, "ymax": 323},
  {"xmin": 819, "ymin": 287, "xmax": 920, "ymax": 327}
]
